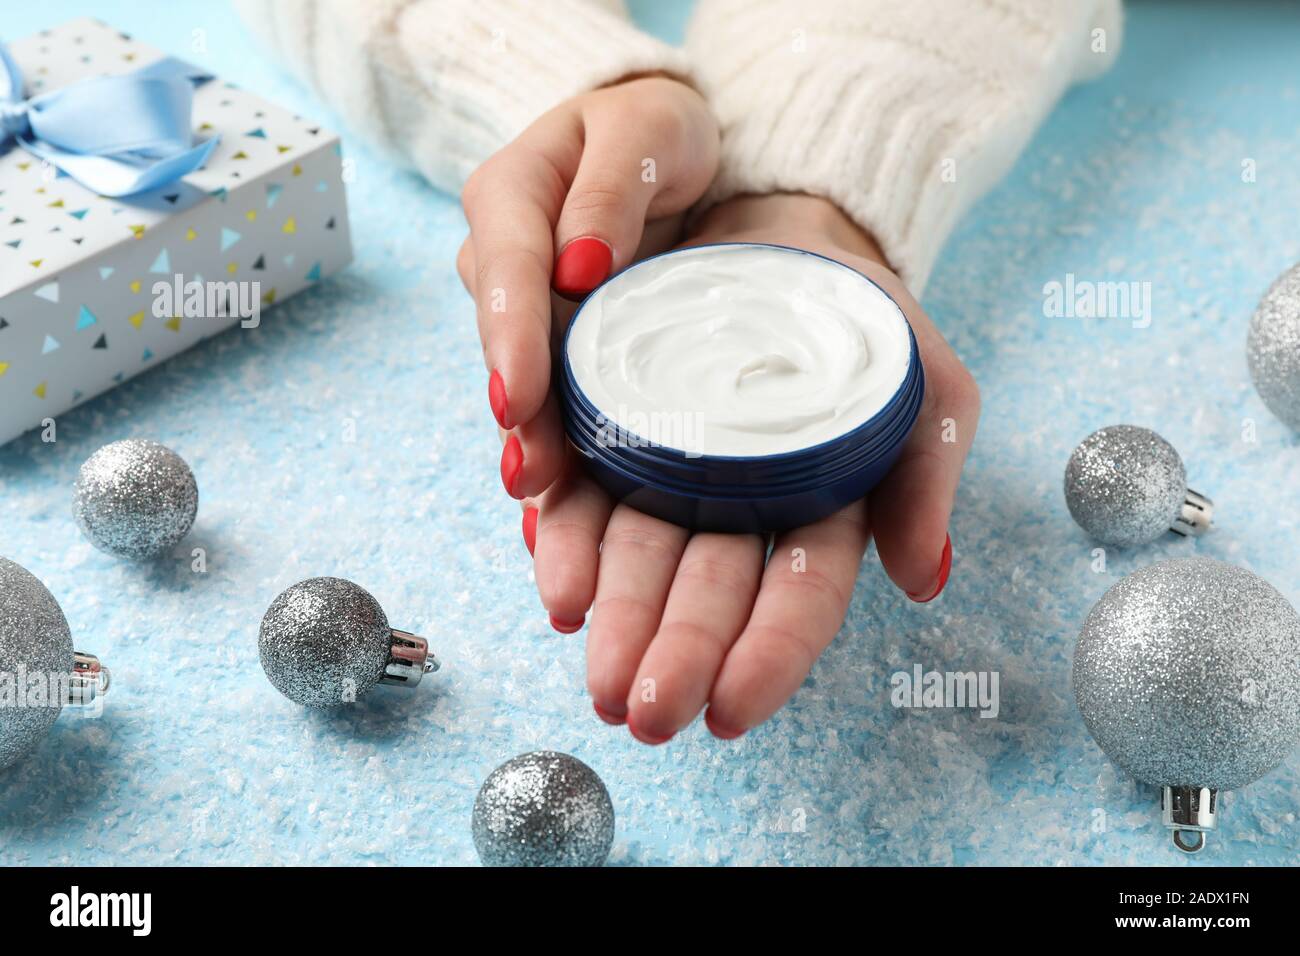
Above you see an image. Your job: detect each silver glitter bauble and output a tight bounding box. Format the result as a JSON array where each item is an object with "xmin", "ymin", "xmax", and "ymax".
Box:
[
  {"xmin": 1073, "ymin": 557, "xmax": 1300, "ymax": 852},
  {"xmin": 472, "ymin": 751, "xmax": 615, "ymax": 867},
  {"xmin": 73, "ymin": 439, "xmax": 198, "ymax": 560},
  {"xmin": 258, "ymin": 577, "xmax": 438, "ymax": 708},
  {"xmin": 1, "ymin": 557, "xmax": 110, "ymax": 770},
  {"xmin": 1247, "ymin": 262, "xmax": 1300, "ymax": 431},
  {"xmin": 1063, "ymin": 425, "xmax": 1212, "ymax": 547}
]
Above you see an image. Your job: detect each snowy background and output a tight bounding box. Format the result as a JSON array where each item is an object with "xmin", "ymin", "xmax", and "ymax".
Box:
[{"xmin": 1, "ymin": 0, "xmax": 1298, "ymax": 865}]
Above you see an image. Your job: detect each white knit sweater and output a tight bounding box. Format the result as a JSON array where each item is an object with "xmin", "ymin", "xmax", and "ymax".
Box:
[{"xmin": 235, "ymin": 0, "xmax": 1122, "ymax": 295}]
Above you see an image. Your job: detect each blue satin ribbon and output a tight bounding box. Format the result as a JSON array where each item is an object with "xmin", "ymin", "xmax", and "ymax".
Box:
[{"xmin": 0, "ymin": 42, "xmax": 219, "ymax": 197}]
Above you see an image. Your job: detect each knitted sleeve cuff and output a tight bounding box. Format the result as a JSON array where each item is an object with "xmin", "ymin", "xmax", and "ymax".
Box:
[
  {"xmin": 685, "ymin": 0, "xmax": 1123, "ymax": 296},
  {"xmin": 235, "ymin": 0, "xmax": 691, "ymax": 195}
]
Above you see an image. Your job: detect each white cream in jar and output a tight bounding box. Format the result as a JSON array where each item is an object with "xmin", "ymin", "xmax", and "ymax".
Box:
[{"xmin": 566, "ymin": 244, "xmax": 913, "ymax": 457}]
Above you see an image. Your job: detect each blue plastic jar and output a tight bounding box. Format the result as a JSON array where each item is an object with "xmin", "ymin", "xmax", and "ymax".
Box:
[{"xmin": 560, "ymin": 243, "xmax": 924, "ymax": 534}]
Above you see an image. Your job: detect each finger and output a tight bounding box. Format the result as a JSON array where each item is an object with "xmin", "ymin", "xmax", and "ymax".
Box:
[
  {"xmin": 521, "ymin": 498, "xmax": 539, "ymax": 557},
  {"xmin": 503, "ymin": 425, "xmax": 540, "ymax": 555},
  {"xmin": 822, "ymin": 269, "xmax": 976, "ymax": 603},
  {"xmin": 532, "ymin": 460, "xmax": 614, "ymax": 632},
  {"xmin": 706, "ymin": 502, "xmax": 870, "ymax": 738},
  {"xmin": 462, "ymin": 115, "xmax": 578, "ymax": 431},
  {"xmin": 552, "ymin": 83, "xmax": 718, "ymax": 297},
  {"xmin": 585, "ymin": 505, "xmax": 689, "ymax": 725},
  {"xmin": 625, "ymin": 532, "xmax": 764, "ymax": 744},
  {"xmin": 499, "ymin": 392, "xmax": 568, "ymax": 500},
  {"xmin": 456, "ymin": 236, "xmax": 474, "ymax": 295},
  {"xmin": 869, "ymin": 325, "xmax": 979, "ymax": 601}
]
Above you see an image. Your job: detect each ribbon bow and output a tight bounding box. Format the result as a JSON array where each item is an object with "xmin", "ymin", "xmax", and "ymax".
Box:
[{"xmin": 1, "ymin": 41, "xmax": 219, "ymax": 197}]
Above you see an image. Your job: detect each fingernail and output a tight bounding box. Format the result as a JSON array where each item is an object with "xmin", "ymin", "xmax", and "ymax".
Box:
[
  {"xmin": 549, "ymin": 612, "xmax": 584, "ymax": 634},
  {"xmin": 593, "ymin": 702, "xmax": 626, "ymax": 726},
  {"xmin": 522, "ymin": 506, "xmax": 538, "ymax": 557},
  {"xmin": 907, "ymin": 533, "xmax": 953, "ymax": 603},
  {"xmin": 704, "ymin": 708, "xmax": 746, "ymax": 741},
  {"xmin": 500, "ymin": 434, "xmax": 523, "ymax": 498},
  {"xmin": 626, "ymin": 713, "xmax": 674, "ymax": 746},
  {"xmin": 488, "ymin": 368, "xmax": 509, "ymax": 429},
  {"xmin": 553, "ymin": 236, "xmax": 612, "ymax": 300}
]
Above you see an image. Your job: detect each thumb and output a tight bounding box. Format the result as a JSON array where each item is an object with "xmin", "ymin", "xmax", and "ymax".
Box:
[{"xmin": 553, "ymin": 88, "xmax": 717, "ymax": 298}]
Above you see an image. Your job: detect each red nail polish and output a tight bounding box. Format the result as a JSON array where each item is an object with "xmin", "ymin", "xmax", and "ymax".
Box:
[
  {"xmin": 549, "ymin": 612, "xmax": 584, "ymax": 634},
  {"xmin": 488, "ymin": 368, "xmax": 509, "ymax": 429},
  {"xmin": 522, "ymin": 506, "xmax": 538, "ymax": 557},
  {"xmin": 500, "ymin": 435, "xmax": 523, "ymax": 498},
  {"xmin": 908, "ymin": 534, "xmax": 953, "ymax": 603},
  {"xmin": 553, "ymin": 237, "xmax": 612, "ymax": 299},
  {"xmin": 626, "ymin": 714, "xmax": 674, "ymax": 746},
  {"xmin": 593, "ymin": 702, "xmax": 626, "ymax": 726},
  {"xmin": 704, "ymin": 708, "xmax": 745, "ymax": 740}
]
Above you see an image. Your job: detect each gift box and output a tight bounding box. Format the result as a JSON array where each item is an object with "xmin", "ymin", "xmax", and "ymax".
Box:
[{"xmin": 0, "ymin": 17, "xmax": 352, "ymax": 446}]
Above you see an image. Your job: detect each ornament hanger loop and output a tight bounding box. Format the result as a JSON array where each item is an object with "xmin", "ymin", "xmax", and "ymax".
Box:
[
  {"xmin": 1172, "ymin": 829, "xmax": 1205, "ymax": 854},
  {"xmin": 1161, "ymin": 785, "xmax": 1217, "ymax": 854}
]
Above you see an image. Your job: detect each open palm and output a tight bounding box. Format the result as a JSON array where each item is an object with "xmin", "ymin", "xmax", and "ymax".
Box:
[{"xmin": 457, "ymin": 75, "xmax": 978, "ymax": 743}]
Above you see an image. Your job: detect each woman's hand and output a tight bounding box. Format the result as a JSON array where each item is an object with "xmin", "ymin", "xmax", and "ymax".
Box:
[
  {"xmin": 457, "ymin": 76, "xmax": 720, "ymax": 505},
  {"xmin": 520, "ymin": 194, "xmax": 981, "ymax": 744},
  {"xmin": 685, "ymin": 195, "xmax": 981, "ymax": 605}
]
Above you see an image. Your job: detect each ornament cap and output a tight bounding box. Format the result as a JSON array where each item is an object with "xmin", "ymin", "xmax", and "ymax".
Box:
[
  {"xmin": 380, "ymin": 629, "xmax": 439, "ymax": 688},
  {"xmin": 1171, "ymin": 489, "xmax": 1213, "ymax": 538},
  {"xmin": 67, "ymin": 650, "xmax": 111, "ymax": 707},
  {"xmin": 1161, "ymin": 785, "xmax": 1217, "ymax": 854}
]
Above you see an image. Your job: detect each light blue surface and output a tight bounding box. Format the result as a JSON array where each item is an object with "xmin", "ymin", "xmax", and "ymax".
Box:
[{"xmin": 2, "ymin": 1, "xmax": 1298, "ymax": 866}]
